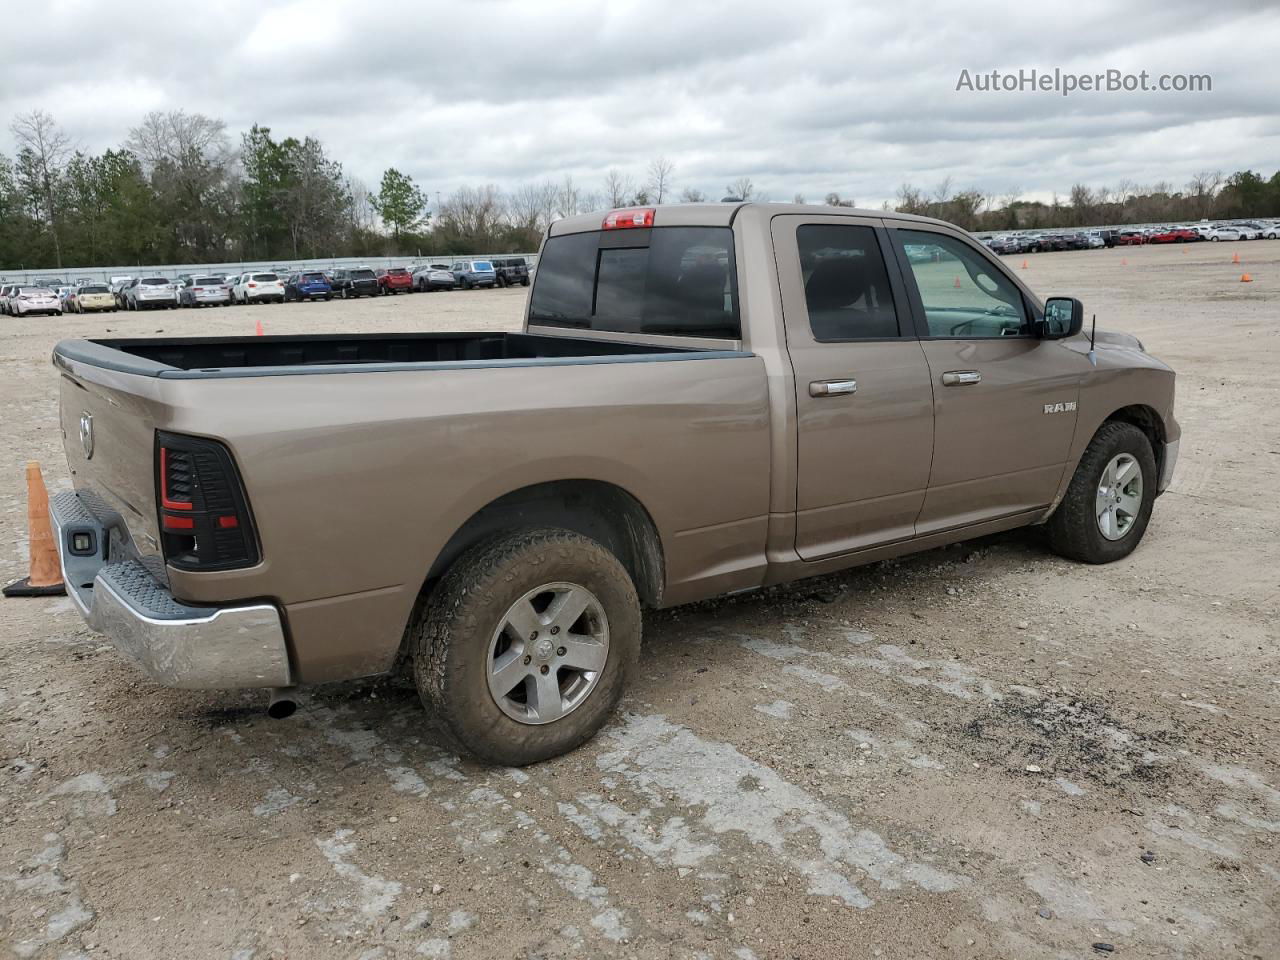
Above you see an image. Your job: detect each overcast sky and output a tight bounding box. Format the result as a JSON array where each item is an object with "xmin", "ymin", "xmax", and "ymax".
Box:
[{"xmin": 2, "ymin": 0, "xmax": 1276, "ymax": 209}]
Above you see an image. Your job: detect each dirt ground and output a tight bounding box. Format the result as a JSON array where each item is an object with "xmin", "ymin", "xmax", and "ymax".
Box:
[{"xmin": 1, "ymin": 242, "xmax": 1277, "ymax": 960}]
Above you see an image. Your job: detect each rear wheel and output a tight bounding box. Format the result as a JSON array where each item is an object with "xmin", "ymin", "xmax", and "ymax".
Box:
[
  {"xmin": 1047, "ymin": 421, "xmax": 1157, "ymax": 564},
  {"xmin": 412, "ymin": 528, "xmax": 641, "ymax": 765}
]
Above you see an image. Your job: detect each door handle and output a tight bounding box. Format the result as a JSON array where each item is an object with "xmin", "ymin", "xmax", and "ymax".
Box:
[
  {"xmin": 809, "ymin": 379, "xmax": 857, "ymax": 398},
  {"xmin": 941, "ymin": 371, "xmax": 982, "ymax": 386}
]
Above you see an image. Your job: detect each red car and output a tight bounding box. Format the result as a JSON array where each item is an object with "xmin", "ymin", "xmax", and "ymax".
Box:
[
  {"xmin": 375, "ymin": 267, "xmax": 413, "ymax": 295},
  {"xmin": 1115, "ymin": 231, "xmax": 1146, "ymax": 245},
  {"xmin": 1147, "ymin": 227, "xmax": 1199, "ymax": 244}
]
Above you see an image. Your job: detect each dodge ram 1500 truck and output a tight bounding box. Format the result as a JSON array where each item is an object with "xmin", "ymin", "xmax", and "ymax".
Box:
[{"xmin": 49, "ymin": 202, "xmax": 1179, "ymax": 765}]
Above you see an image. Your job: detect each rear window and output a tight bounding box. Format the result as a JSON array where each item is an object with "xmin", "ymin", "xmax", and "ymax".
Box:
[
  {"xmin": 352, "ymin": 269, "xmax": 375, "ymax": 279},
  {"xmin": 253, "ymin": 273, "xmax": 278, "ymax": 282},
  {"xmin": 301, "ymin": 272, "xmax": 326, "ymax": 282},
  {"xmin": 23, "ymin": 288, "xmax": 54, "ymax": 296},
  {"xmin": 529, "ymin": 226, "xmax": 740, "ymax": 339},
  {"xmin": 388, "ymin": 268, "xmax": 408, "ymax": 276},
  {"xmin": 79, "ymin": 285, "xmax": 109, "ymax": 294},
  {"xmin": 195, "ymin": 277, "xmax": 224, "ymax": 285},
  {"xmin": 141, "ymin": 278, "xmax": 169, "ymax": 285}
]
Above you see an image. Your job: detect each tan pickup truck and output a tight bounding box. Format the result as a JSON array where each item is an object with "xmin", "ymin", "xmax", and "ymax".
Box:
[{"xmin": 49, "ymin": 202, "xmax": 1178, "ymax": 765}]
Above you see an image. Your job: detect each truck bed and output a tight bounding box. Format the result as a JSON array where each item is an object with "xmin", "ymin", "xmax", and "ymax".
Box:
[{"xmin": 54, "ymin": 332, "xmax": 741, "ymax": 379}]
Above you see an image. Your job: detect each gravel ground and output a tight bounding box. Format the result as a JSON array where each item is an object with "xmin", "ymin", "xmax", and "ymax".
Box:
[{"xmin": 1, "ymin": 243, "xmax": 1277, "ymax": 959}]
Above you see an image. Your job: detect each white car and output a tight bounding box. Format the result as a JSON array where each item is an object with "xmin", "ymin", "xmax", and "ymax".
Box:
[
  {"xmin": 233, "ymin": 272, "xmax": 285, "ymax": 304},
  {"xmin": 1264, "ymin": 222, "xmax": 1280, "ymax": 240},
  {"xmin": 125, "ymin": 277, "xmax": 179, "ymax": 310},
  {"xmin": 1206, "ymin": 226, "xmax": 1244, "ymax": 241},
  {"xmin": 1235, "ymin": 223, "xmax": 1262, "ymax": 240},
  {"xmin": 179, "ymin": 275, "xmax": 233, "ymax": 307},
  {"xmin": 10, "ymin": 287, "xmax": 63, "ymax": 317}
]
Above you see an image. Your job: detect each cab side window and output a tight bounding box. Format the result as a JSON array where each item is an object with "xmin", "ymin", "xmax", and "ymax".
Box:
[
  {"xmin": 797, "ymin": 225, "xmax": 901, "ymax": 340},
  {"xmin": 894, "ymin": 230, "xmax": 1028, "ymax": 338}
]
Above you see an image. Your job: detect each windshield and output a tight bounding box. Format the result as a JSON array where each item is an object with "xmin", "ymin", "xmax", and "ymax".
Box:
[{"xmin": 528, "ymin": 226, "xmax": 740, "ymax": 339}]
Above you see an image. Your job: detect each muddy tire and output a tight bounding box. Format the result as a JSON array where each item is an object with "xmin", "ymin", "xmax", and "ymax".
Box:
[
  {"xmin": 412, "ymin": 528, "xmax": 641, "ymax": 765},
  {"xmin": 1047, "ymin": 421, "xmax": 1157, "ymax": 564}
]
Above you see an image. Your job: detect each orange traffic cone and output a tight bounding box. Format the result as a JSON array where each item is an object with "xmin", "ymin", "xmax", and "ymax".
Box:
[
  {"xmin": 1020, "ymin": 260, "xmax": 1028, "ymax": 270},
  {"xmin": 1240, "ymin": 273, "xmax": 1253, "ymax": 283},
  {"xmin": 1232, "ymin": 252, "xmax": 1240, "ymax": 264},
  {"xmin": 953, "ymin": 276, "xmax": 962, "ymax": 288},
  {"xmin": 255, "ymin": 318, "xmax": 265, "ymax": 337},
  {"xmin": 3, "ymin": 462, "xmax": 65, "ymax": 598}
]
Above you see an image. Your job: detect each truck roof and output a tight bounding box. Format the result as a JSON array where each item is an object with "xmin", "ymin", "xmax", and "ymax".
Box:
[{"xmin": 548, "ymin": 202, "xmax": 959, "ymax": 237}]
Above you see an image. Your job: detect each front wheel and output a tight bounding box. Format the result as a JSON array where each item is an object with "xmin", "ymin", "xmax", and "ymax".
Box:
[
  {"xmin": 1046, "ymin": 421, "xmax": 1157, "ymax": 564},
  {"xmin": 412, "ymin": 528, "xmax": 641, "ymax": 766}
]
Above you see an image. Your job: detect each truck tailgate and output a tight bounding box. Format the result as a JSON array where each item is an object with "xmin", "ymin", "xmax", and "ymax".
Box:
[{"xmin": 57, "ymin": 360, "xmax": 164, "ymax": 562}]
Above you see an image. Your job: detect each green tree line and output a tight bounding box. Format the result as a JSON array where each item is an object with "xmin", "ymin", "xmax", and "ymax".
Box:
[{"xmin": 3, "ymin": 109, "xmax": 1278, "ymax": 270}]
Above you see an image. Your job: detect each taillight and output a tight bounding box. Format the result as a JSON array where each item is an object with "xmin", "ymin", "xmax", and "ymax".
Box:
[
  {"xmin": 602, "ymin": 207, "xmax": 655, "ymax": 229},
  {"xmin": 248, "ymin": 282, "xmax": 257, "ymax": 288},
  {"xmin": 156, "ymin": 432, "xmax": 259, "ymax": 571}
]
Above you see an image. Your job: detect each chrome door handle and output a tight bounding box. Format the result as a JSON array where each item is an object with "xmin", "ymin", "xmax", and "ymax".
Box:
[
  {"xmin": 941, "ymin": 371, "xmax": 982, "ymax": 386},
  {"xmin": 809, "ymin": 379, "xmax": 857, "ymax": 398}
]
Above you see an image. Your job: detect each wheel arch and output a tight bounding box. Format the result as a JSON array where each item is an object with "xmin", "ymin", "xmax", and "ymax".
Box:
[
  {"xmin": 1102, "ymin": 403, "xmax": 1167, "ymax": 476},
  {"xmin": 424, "ymin": 479, "xmax": 666, "ymax": 609}
]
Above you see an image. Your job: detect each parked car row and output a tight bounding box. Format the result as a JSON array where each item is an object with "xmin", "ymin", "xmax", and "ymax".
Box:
[
  {"xmin": 982, "ymin": 219, "xmax": 1280, "ymax": 254},
  {"xmin": 1, "ymin": 257, "xmax": 534, "ymax": 316}
]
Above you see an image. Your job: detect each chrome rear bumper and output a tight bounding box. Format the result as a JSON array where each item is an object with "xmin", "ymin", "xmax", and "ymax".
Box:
[{"xmin": 50, "ymin": 491, "xmax": 291, "ymax": 689}]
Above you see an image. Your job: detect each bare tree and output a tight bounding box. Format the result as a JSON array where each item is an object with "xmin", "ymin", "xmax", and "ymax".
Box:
[
  {"xmin": 895, "ymin": 183, "xmax": 926, "ymax": 215},
  {"xmin": 725, "ymin": 177, "xmax": 754, "ymax": 201},
  {"xmin": 603, "ymin": 169, "xmax": 634, "ymax": 208},
  {"xmin": 127, "ymin": 110, "xmax": 235, "ymax": 258},
  {"xmin": 823, "ymin": 192, "xmax": 855, "ymax": 207},
  {"xmin": 10, "ymin": 110, "xmax": 73, "ymax": 267},
  {"xmin": 646, "ymin": 156, "xmax": 675, "ymax": 204},
  {"xmin": 509, "ymin": 181, "xmax": 558, "ymax": 235},
  {"xmin": 346, "ymin": 176, "xmax": 380, "ymax": 233},
  {"xmin": 438, "ymin": 184, "xmax": 506, "ymax": 249},
  {"xmin": 556, "ymin": 175, "xmax": 583, "ymax": 218},
  {"xmin": 679, "ymin": 187, "xmax": 707, "ymax": 203},
  {"xmin": 127, "ymin": 110, "xmax": 231, "ymax": 172},
  {"xmin": 1187, "ymin": 170, "xmax": 1222, "ymax": 218},
  {"xmin": 1068, "ymin": 183, "xmax": 1095, "ymax": 226},
  {"xmin": 792, "ymin": 193, "xmax": 807, "ymax": 204}
]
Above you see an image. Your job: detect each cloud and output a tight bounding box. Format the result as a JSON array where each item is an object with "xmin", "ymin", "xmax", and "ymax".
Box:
[{"xmin": 1, "ymin": 0, "xmax": 1275, "ymax": 207}]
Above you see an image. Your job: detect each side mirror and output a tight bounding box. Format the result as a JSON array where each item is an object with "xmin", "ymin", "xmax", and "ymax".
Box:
[{"xmin": 1039, "ymin": 296, "xmax": 1084, "ymax": 339}]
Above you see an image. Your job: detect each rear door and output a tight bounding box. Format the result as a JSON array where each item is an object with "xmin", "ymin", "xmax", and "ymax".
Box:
[
  {"xmin": 888, "ymin": 226, "xmax": 1087, "ymax": 533},
  {"xmin": 771, "ymin": 215, "xmax": 935, "ymax": 560}
]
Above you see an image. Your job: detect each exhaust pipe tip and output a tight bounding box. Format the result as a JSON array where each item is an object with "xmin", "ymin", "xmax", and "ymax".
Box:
[{"xmin": 267, "ymin": 688, "xmax": 298, "ymax": 719}]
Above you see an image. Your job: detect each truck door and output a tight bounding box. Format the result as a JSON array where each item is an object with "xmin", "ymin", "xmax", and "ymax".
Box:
[
  {"xmin": 770, "ymin": 215, "xmax": 935, "ymax": 560},
  {"xmin": 886, "ymin": 226, "xmax": 1087, "ymax": 533}
]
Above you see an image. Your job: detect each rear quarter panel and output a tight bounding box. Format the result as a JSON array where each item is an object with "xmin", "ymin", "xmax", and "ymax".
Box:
[{"xmin": 152, "ymin": 356, "xmax": 771, "ymax": 681}]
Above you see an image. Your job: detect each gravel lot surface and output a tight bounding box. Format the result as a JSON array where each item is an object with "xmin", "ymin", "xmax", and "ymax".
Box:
[{"xmin": 1, "ymin": 242, "xmax": 1277, "ymax": 959}]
